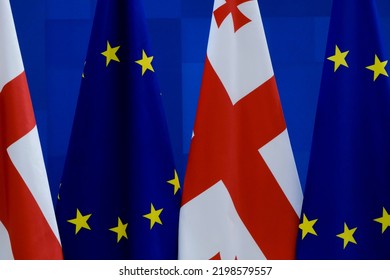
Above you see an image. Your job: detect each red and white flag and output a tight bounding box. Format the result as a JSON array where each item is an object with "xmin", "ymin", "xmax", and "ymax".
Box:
[
  {"xmin": 0, "ymin": 0, "xmax": 62, "ymax": 259},
  {"xmin": 179, "ymin": 0, "xmax": 303, "ymax": 259}
]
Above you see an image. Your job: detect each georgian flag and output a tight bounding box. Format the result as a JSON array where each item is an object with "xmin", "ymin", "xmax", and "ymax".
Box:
[
  {"xmin": 0, "ymin": 0, "xmax": 62, "ymax": 259},
  {"xmin": 179, "ymin": 0, "xmax": 303, "ymax": 259}
]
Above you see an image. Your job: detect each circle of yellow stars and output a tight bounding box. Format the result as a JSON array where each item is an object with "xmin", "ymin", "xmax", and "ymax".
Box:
[
  {"xmin": 299, "ymin": 207, "xmax": 390, "ymax": 250},
  {"xmin": 327, "ymin": 44, "xmax": 389, "ymax": 81},
  {"xmin": 65, "ymin": 39, "xmax": 181, "ymax": 243},
  {"xmin": 300, "ymin": 44, "xmax": 390, "ymax": 251}
]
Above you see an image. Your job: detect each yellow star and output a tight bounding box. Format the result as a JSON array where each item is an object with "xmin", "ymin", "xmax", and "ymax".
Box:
[
  {"xmin": 67, "ymin": 208, "xmax": 92, "ymax": 234},
  {"xmin": 101, "ymin": 41, "xmax": 120, "ymax": 67},
  {"xmin": 327, "ymin": 45, "xmax": 349, "ymax": 72},
  {"xmin": 299, "ymin": 214, "xmax": 318, "ymax": 239},
  {"xmin": 336, "ymin": 223, "xmax": 357, "ymax": 249},
  {"xmin": 109, "ymin": 217, "xmax": 128, "ymax": 243},
  {"xmin": 366, "ymin": 55, "xmax": 389, "ymax": 81},
  {"xmin": 135, "ymin": 50, "xmax": 154, "ymax": 75},
  {"xmin": 57, "ymin": 182, "xmax": 61, "ymax": 200},
  {"xmin": 167, "ymin": 170, "xmax": 181, "ymax": 195},
  {"xmin": 143, "ymin": 203, "xmax": 163, "ymax": 229},
  {"xmin": 374, "ymin": 207, "xmax": 390, "ymax": 234},
  {"xmin": 82, "ymin": 61, "xmax": 86, "ymax": 78}
]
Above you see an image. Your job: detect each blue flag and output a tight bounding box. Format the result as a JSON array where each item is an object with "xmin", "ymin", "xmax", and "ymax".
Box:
[
  {"xmin": 55, "ymin": 0, "xmax": 181, "ymax": 259},
  {"xmin": 296, "ymin": 0, "xmax": 390, "ymax": 259}
]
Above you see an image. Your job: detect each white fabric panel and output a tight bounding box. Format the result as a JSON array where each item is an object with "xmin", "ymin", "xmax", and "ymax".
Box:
[
  {"xmin": 7, "ymin": 127, "xmax": 61, "ymax": 243},
  {"xmin": 179, "ymin": 180, "xmax": 265, "ymax": 260},
  {"xmin": 0, "ymin": 221, "xmax": 14, "ymax": 260},
  {"xmin": 259, "ymin": 129, "xmax": 303, "ymax": 216},
  {"xmin": 208, "ymin": 0, "xmax": 273, "ymax": 105},
  {"xmin": 0, "ymin": 0, "xmax": 24, "ymax": 92}
]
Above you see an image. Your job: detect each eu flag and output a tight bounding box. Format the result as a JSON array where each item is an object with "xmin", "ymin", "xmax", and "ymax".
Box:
[
  {"xmin": 296, "ymin": 0, "xmax": 390, "ymax": 259},
  {"xmin": 55, "ymin": 0, "xmax": 181, "ymax": 259}
]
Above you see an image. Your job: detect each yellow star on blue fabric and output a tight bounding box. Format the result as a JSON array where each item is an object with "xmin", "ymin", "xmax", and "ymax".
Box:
[
  {"xmin": 67, "ymin": 208, "xmax": 92, "ymax": 234},
  {"xmin": 299, "ymin": 214, "xmax": 318, "ymax": 239},
  {"xmin": 101, "ymin": 41, "xmax": 120, "ymax": 67},
  {"xmin": 143, "ymin": 203, "xmax": 163, "ymax": 229},
  {"xmin": 374, "ymin": 207, "xmax": 390, "ymax": 234},
  {"xmin": 135, "ymin": 50, "xmax": 154, "ymax": 75},
  {"xmin": 366, "ymin": 54, "xmax": 389, "ymax": 81},
  {"xmin": 167, "ymin": 170, "xmax": 181, "ymax": 195},
  {"xmin": 336, "ymin": 223, "xmax": 357, "ymax": 249},
  {"xmin": 109, "ymin": 217, "xmax": 128, "ymax": 243},
  {"xmin": 327, "ymin": 45, "xmax": 349, "ymax": 72}
]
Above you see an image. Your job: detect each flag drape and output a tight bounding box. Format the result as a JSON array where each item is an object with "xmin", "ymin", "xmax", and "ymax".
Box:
[
  {"xmin": 296, "ymin": 0, "xmax": 390, "ymax": 259},
  {"xmin": 0, "ymin": 0, "xmax": 62, "ymax": 260},
  {"xmin": 55, "ymin": 0, "xmax": 181, "ymax": 259},
  {"xmin": 178, "ymin": 0, "xmax": 303, "ymax": 260}
]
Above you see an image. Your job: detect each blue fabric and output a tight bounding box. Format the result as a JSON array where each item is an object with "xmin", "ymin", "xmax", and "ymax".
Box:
[
  {"xmin": 55, "ymin": 0, "xmax": 181, "ymax": 259},
  {"xmin": 296, "ymin": 0, "xmax": 390, "ymax": 259}
]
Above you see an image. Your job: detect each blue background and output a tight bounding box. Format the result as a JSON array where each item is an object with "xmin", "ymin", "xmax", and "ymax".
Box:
[{"xmin": 9, "ymin": 0, "xmax": 390, "ymax": 205}]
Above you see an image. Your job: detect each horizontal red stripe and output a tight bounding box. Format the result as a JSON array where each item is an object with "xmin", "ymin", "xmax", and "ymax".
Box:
[
  {"xmin": 182, "ymin": 58, "xmax": 299, "ymax": 259},
  {"xmin": 0, "ymin": 72, "xmax": 36, "ymax": 147}
]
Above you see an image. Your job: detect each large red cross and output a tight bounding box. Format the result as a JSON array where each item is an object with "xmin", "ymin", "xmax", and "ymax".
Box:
[
  {"xmin": 0, "ymin": 73, "xmax": 62, "ymax": 259},
  {"xmin": 213, "ymin": 0, "xmax": 253, "ymax": 32},
  {"xmin": 182, "ymin": 58, "xmax": 299, "ymax": 259}
]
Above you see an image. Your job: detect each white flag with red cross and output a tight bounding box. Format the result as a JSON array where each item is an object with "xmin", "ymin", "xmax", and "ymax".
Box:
[
  {"xmin": 0, "ymin": 0, "xmax": 62, "ymax": 259},
  {"xmin": 179, "ymin": 0, "xmax": 303, "ymax": 260}
]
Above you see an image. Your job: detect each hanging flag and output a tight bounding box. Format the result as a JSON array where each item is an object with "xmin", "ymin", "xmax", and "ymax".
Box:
[
  {"xmin": 178, "ymin": 0, "xmax": 303, "ymax": 260},
  {"xmin": 0, "ymin": 0, "xmax": 62, "ymax": 260},
  {"xmin": 55, "ymin": 0, "xmax": 181, "ymax": 259},
  {"xmin": 296, "ymin": 0, "xmax": 390, "ymax": 259}
]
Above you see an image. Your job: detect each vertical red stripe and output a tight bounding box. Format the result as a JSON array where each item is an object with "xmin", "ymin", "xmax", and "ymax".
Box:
[{"xmin": 182, "ymin": 59, "xmax": 299, "ymax": 259}]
